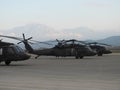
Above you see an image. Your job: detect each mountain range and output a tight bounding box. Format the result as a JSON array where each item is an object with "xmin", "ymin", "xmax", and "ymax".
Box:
[
  {"xmin": 0, "ymin": 24, "xmax": 120, "ymax": 46},
  {"xmin": 97, "ymin": 36, "xmax": 120, "ymax": 46}
]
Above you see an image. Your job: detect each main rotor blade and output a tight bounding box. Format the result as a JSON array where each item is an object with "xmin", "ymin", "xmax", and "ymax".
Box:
[
  {"xmin": 0, "ymin": 35, "xmax": 23, "ymax": 41},
  {"xmin": 97, "ymin": 43, "xmax": 111, "ymax": 46},
  {"xmin": 22, "ymin": 33, "xmax": 25, "ymax": 40},
  {"xmin": 0, "ymin": 34, "xmax": 53, "ymax": 45},
  {"xmin": 88, "ymin": 42, "xmax": 111, "ymax": 46},
  {"xmin": 31, "ymin": 40, "xmax": 53, "ymax": 45},
  {"xmin": 56, "ymin": 39, "xmax": 60, "ymax": 43},
  {"xmin": 17, "ymin": 41, "xmax": 22, "ymax": 44},
  {"xmin": 61, "ymin": 39, "xmax": 65, "ymax": 42}
]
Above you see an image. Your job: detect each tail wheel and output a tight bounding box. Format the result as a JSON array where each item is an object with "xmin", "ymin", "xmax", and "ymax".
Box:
[{"xmin": 5, "ymin": 61, "xmax": 11, "ymax": 66}]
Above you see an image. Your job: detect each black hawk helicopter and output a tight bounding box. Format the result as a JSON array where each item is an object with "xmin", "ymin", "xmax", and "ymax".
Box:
[
  {"xmin": 44, "ymin": 39, "xmax": 96, "ymax": 59},
  {"xmin": 0, "ymin": 40, "xmax": 30, "ymax": 65},
  {"xmin": 87, "ymin": 42, "xmax": 112, "ymax": 56},
  {"xmin": 0, "ymin": 34, "xmax": 96, "ymax": 59}
]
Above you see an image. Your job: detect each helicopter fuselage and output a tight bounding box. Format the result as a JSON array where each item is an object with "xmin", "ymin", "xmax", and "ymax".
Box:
[
  {"xmin": 90, "ymin": 45, "xmax": 112, "ymax": 56},
  {"xmin": 34, "ymin": 44, "xmax": 96, "ymax": 59}
]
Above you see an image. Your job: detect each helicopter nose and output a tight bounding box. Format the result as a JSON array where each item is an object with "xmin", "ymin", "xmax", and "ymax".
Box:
[
  {"xmin": 85, "ymin": 51, "xmax": 96, "ymax": 56},
  {"xmin": 104, "ymin": 50, "xmax": 112, "ymax": 54}
]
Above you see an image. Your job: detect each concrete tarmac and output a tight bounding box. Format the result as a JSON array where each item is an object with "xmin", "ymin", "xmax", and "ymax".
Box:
[{"xmin": 0, "ymin": 53, "xmax": 120, "ymax": 90}]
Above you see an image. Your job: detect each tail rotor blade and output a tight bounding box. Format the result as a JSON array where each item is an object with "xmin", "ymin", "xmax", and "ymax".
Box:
[
  {"xmin": 31, "ymin": 40, "xmax": 53, "ymax": 45},
  {"xmin": 17, "ymin": 41, "xmax": 22, "ymax": 44}
]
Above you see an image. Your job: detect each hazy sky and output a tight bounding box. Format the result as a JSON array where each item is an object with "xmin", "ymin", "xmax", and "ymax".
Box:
[{"xmin": 0, "ymin": 0, "xmax": 120, "ymax": 31}]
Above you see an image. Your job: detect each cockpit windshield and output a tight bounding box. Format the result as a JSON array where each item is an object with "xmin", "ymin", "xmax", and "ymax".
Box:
[{"xmin": 14, "ymin": 46, "xmax": 24, "ymax": 53}]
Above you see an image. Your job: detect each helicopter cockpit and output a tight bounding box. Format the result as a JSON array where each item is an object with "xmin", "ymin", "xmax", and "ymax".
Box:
[
  {"xmin": 13, "ymin": 45, "xmax": 25, "ymax": 54},
  {"xmin": 2, "ymin": 45, "xmax": 26, "ymax": 55}
]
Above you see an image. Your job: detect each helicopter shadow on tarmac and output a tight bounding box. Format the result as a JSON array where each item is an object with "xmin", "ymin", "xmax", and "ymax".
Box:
[
  {"xmin": 0, "ymin": 64, "xmax": 31, "ymax": 66},
  {"xmin": 35, "ymin": 55, "xmax": 100, "ymax": 61}
]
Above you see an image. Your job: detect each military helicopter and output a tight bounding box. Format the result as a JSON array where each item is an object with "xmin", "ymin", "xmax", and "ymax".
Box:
[
  {"xmin": 0, "ymin": 40, "xmax": 30, "ymax": 65},
  {"xmin": 54, "ymin": 39, "xmax": 96, "ymax": 58},
  {"xmin": 87, "ymin": 42, "xmax": 112, "ymax": 56},
  {"xmin": 0, "ymin": 34, "xmax": 96, "ymax": 59}
]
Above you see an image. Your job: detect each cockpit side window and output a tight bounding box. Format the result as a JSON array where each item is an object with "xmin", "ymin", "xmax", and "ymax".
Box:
[
  {"xmin": 14, "ymin": 46, "xmax": 24, "ymax": 53},
  {"xmin": 17, "ymin": 46, "xmax": 24, "ymax": 53}
]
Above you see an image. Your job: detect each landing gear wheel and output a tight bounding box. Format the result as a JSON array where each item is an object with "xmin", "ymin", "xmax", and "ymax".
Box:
[
  {"xmin": 75, "ymin": 56, "xmax": 79, "ymax": 59},
  {"xmin": 98, "ymin": 53, "xmax": 103, "ymax": 56},
  {"xmin": 80, "ymin": 56, "xmax": 84, "ymax": 59},
  {"xmin": 5, "ymin": 61, "xmax": 11, "ymax": 66},
  {"xmin": 75, "ymin": 50, "xmax": 79, "ymax": 59}
]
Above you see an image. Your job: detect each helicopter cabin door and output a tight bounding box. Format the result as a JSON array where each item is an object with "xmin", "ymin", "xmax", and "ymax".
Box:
[{"xmin": 2, "ymin": 47, "xmax": 16, "ymax": 60}]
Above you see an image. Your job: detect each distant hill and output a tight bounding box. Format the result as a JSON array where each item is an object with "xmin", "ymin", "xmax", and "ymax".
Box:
[{"xmin": 97, "ymin": 36, "xmax": 120, "ymax": 46}]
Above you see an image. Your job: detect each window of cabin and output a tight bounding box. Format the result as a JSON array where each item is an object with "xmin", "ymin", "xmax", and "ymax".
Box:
[{"xmin": 0, "ymin": 48, "xmax": 3, "ymax": 55}]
